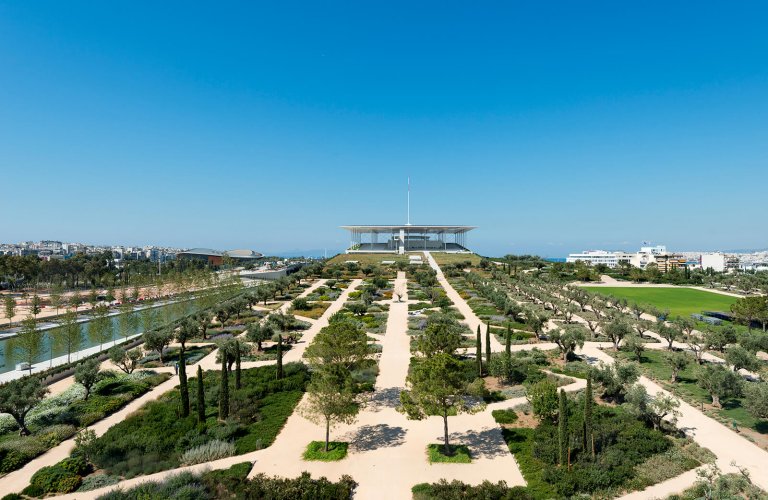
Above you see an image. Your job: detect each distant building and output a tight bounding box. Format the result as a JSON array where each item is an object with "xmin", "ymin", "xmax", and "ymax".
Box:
[
  {"xmin": 341, "ymin": 225, "xmax": 475, "ymax": 254},
  {"xmin": 176, "ymin": 248, "xmax": 263, "ymax": 266},
  {"xmin": 565, "ymin": 250, "xmax": 633, "ymax": 268},
  {"xmin": 567, "ymin": 243, "xmax": 686, "ymax": 273},
  {"xmin": 701, "ymin": 253, "xmax": 740, "ymax": 273}
]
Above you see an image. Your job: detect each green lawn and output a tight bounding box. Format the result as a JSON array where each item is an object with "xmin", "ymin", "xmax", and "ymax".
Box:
[{"xmin": 582, "ymin": 286, "xmax": 737, "ymax": 317}]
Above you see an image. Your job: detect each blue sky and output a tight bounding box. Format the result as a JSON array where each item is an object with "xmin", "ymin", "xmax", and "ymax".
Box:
[{"xmin": 1, "ymin": 2, "xmax": 766, "ymax": 257}]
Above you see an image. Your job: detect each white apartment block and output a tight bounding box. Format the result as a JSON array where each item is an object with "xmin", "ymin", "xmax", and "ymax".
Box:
[{"xmin": 566, "ymin": 250, "xmax": 633, "ymax": 268}]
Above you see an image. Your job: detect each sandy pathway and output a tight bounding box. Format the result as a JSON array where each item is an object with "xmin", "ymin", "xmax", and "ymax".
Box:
[{"xmin": 425, "ymin": 252, "xmax": 504, "ymax": 352}]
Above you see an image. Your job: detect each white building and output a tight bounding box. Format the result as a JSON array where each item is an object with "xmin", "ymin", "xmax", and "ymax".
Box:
[
  {"xmin": 701, "ymin": 253, "xmax": 740, "ymax": 273},
  {"xmin": 566, "ymin": 250, "xmax": 633, "ymax": 268}
]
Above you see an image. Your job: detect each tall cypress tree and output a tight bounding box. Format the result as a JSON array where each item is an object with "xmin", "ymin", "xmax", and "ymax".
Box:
[
  {"xmin": 558, "ymin": 389, "xmax": 568, "ymax": 466},
  {"xmin": 276, "ymin": 333, "xmax": 284, "ymax": 380},
  {"xmin": 178, "ymin": 348, "xmax": 189, "ymax": 417},
  {"xmin": 584, "ymin": 375, "xmax": 593, "ymax": 457},
  {"xmin": 219, "ymin": 354, "xmax": 229, "ymax": 420},
  {"xmin": 476, "ymin": 325, "xmax": 482, "ymax": 377},
  {"xmin": 234, "ymin": 340, "xmax": 242, "ymax": 390},
  {"xmin": 485, "ymin": 323, "xmax": 492, "ymax": 366},
  {"xmin": 505, "ymin": 324, "xmax": 512, "ymax": 357},
  {"xmin": 196, "ymin": 365, "xmax": 205, "ymax": 424}
]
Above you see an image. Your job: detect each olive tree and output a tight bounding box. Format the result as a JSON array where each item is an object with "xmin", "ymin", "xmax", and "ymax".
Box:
[{"xmin": 0, "ymin": 376, "xmax": 48, "ymax": 435}]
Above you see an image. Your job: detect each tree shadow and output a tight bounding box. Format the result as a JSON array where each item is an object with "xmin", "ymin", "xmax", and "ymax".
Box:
[
  {"xmin": 367, "ymin": 387, "xmax": 402, "ymax": 411},
  {"xmin": 445, "ymin": 428, "xmax": 509, "ymax": 459},
  {"xmin": 345, "ymin": 424, "xmax": 407, "ymax": 452}
]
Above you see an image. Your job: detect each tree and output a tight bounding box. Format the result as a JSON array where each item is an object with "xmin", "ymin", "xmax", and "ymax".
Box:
[
  {"xmin": 54, "ymin": 310, "xmax": 82, "ymax": 364},
  {"xmin": 195, "ymin": 311, "xmax": 211, "ymax": 340},
  {"xmin": 730, "ymin": 296, "xmax": 765, "ymax": 331},
  {"xmin": 88, "ymin": 304, "xmax": 112, "ymax": 351},
  {"xmin": 3, "ymin": 295, "xmax": 16, "ymax": 328},
  {"xmin": 475, "ymin": 325, "xmax": 482, "ymax": 376},
  {"xmin": 527, "ymin": 379, "xmax": 559, "ymax": 422},
  {"xmin": 625, "ymin": 385, "xmax": 681, "ymax": 430},
  {"xmin": 143, "ymin": 329, "xmax": 173, "ymax": 364},
  {"xmin": 696, "ymin": 364, "xmax": 742, "ymax": 408},
  {"xmin": 276, "ymin": 333, "xmax": 284, "ymax": 380},
  {"xmin": 603, "ymin": 318, "xmax": 632, "ymax": 350},
  {"xmin": 725, "ymin": 345, "xmax": 759, "ymax": 373},
  {"xmin": 219, "ymin": 349, "xmax": 230, "ymax": 419},
  {"xmin": 558, "ymin": 389, "xmax": 567, "ymax": 466},
  {"xmin": 743, "ymin": 382, "xmax": 768, "ymax": 420},
  {"xmin": 30, "ymin": 294, "xmax": 42, "ymax": 318},
  {"xmin": 683, "ymin": 332, "xmax": 708, "ymax": 365},
  {"xmin": 75, "ymin": 358, "xmax": 100, "ymax": 400},
  {"xmin": 399, "ymin": 353, "xmax": 484, "ymax": 456},
  {"xmin": 302, "ymin": 367, "xmax": 360, "ymax": 452},
  {"xmin": 234, "ymin": 340, "xmax": 242, "ymax": 390},
  {"xmin": 0, "ymin": 376, "xmax": 48, "ymax": 435},
  {"xmin": 416, "ymin": 313, "xmax": 464, "ymax": 357},
  {"xmin": 657, "ymin": 323, "xmax": 679, "ymax": 350},
  {"xmin": 663, "ymin": 351, "xmax": 690, "ymax": 383},
  {"xmin": 623, "ymin": 334, "xmax": 645, "ymax": 362},
  {"xmin": 525, "ymin": 309, "xmax": 548, "ymax": 341},
  {"xmin": 591, "ymin": 360, "xmax": 640, "ymax": 402},
  {"xmin": 704, "ymin": 326, "xmax": 736, "ymax": 353},
  {"xmin": 346, "ymin": 302, "xmax": 368, "ymax": 316},
  {"xmin": 49, "ymin": 284, "xmax": 64, "ymax": 317},
  {"xmin": 196, "ymin": 365, "xmax": 206, "ymax": 424},
  {"xmin": 485, "ymin": 324, "xmax": 492, "ymax": 366},
  {"xmin": 109, "ymin": 345, "xmax": 141, "ymax": 374},
  {"xmin": 117, "ymin": 302, "xmax": 138, "ymax": 341},
  {"xmin": 247, "ymin": 322, "xmax": 274, "ymax": 352},
  {"xmin": 176, "ymin": 320, "xmax": 197, "ymax": 417},
  {"xmin": 549, "ymin": 325, "xmax": 586, "ymax": 361},
  {"xmin": 583, "ymin": 375, "xmax": 593, "ymax": 457},
  {"xmin": 12, "ymin": 317, "xmax": 45, "ymax": 374},
  {"xmin": 505, "ymin": 324, "xmax": 512, "ymax": 356},
  {"xmin": 69, "ymin": 291, "xmax": 82, "ymax": 313},
  {"xmin": 304, "ymin": 317, "xmax": 370, "ymax": 370}
]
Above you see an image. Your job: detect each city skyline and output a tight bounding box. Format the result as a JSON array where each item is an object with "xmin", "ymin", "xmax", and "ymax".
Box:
[{"xmin": 1, "ymin": 2, "xmax": 767, "ymax": 255}]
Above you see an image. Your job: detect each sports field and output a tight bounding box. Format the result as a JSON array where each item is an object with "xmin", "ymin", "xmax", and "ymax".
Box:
[{"xmin": 582, "ymin": 286, "xmax": 737, "ymax": 318}]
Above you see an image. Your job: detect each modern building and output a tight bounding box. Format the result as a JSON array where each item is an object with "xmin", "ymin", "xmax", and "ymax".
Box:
[
  {"xmin": 176, "ymin": 248, "xmax": 263, "ymax": 266},
  {"xmin": 341, "ymin": 225, "xmax": 475, "ymax": 254},
  {"xmin": 565, "ymin": 250, "xmax": 634, "ymax": 268},
  {"xmin": 701, "ymin": 252, "xmax": 740, "ymax": 273}
]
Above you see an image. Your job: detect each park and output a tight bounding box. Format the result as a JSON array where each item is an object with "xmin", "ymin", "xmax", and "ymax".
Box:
[{"xmin": 0, "ymin": 251, "xmax": 766, "ymax": 499}]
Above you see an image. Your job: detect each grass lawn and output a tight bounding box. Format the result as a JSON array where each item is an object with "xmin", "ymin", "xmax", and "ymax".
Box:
[
  {"xmin": 431, "ymin": 253, "xmax": 482, "ymax": 267},
  {"xmin": 325, "ymin": 253, "xmax": 409, "ymax": 266},
  {"xmin": 582, "ymin": 286, "xmax": 737, "ymax": 317},
  {"xmin": 427, "ymin": 443, "xmax": 472, "ymax": 463},
  {"xmin": 302, "ymin": 441, "xmax": 349, "ymax": 461}
]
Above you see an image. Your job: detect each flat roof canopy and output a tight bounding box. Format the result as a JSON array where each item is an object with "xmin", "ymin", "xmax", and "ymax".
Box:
[{"xmin": 341, "ymin": 225, "xmax": 475, "ymax": 234}]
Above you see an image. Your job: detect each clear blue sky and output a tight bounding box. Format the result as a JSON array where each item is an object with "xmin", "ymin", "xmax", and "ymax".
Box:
[{"xmin": 1, "ymin": 2, "xmax": 766, "ymax": 257}]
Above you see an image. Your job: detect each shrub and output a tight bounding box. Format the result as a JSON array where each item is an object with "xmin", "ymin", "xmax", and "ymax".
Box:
[
  {"xmin": 413, "ymin": 479, "xmax": 533, "ymax": 500},
  {"xmin": 427, "ymin": 444, "xmax": 472, "ymax": 463},
  {"xmin": 302, "ymin": 441, "xmax": 348, "ymax": 461},
  {"xmin": 29, "ymin": 461, "xmax": 83, "ymax": 493},
  {"xmin": 87, "ymin": 364, "xmax": 308, "ymax": 479},
  {"xmin": 491, "ymin": 409, "xmax": 519, "ymax": 425},
  {"xmin": 77, "ymin": 474, "xmax": 122, "ymax": 492},
  {"xmin": 181, "ymin": 439, "xmax": 236, "ymax": 465}
]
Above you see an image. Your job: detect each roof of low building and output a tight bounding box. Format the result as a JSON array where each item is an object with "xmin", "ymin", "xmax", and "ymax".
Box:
[{"xmin": 340, "ymin": 225, "xmax": 475, "ymax": 234}]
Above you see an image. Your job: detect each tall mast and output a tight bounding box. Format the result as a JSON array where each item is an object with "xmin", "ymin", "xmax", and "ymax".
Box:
[{"xmin": 407, "ymin": 176, "xmax": 411, "ymax": 226}]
